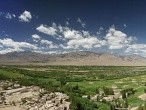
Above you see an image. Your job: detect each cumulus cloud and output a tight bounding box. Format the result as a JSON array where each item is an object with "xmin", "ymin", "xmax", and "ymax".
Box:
[
  {"xmin": 105, "ymin": 26, "xmax": 136, "ymax": 49},
  {"xmin": 40, "ymin": 39, "xmax": 58, "ymax": 49},
  {"xmin": 66, "ymin": 37, "xmax": 105, "ymax": 49},
  {"xmin": 0, "ymin": 38, "xmax": 38, "ymax": 54},
  {"xmin": 63, "ymin": 28, "xmax": 83, "ymax": 40},
  {"xmin": 31, "ymin": 34, "xmax": 58, "ymax": 49},
  {"xmin": 21, "ymin": 22, "xmax": 146, "ymax": 57},
  {"xmin": 125, "ymin": 44, "xmax": 146, "ymax": 55},
  {"xmin": 2, "ymin": 17, "xmax": 145, "ymax": 57},
  {"xmin": 40, "ymin": 39, "xmax": 52, "ymax": 45},
  {"xmin": 59, "ymin": 26, "xmax": 106, "ymax": 49},
  {"xmin": 19, "ymin": 11, "xmax": 32, "ymax": 22},
  {"xmin": 32, "ymin": 34, "xmax": 41, "ymax": 39},
  {"xmin": 36, "ymin": 24, "xmax": 58, "ymax": 36},
  {"xmin": 32, "ymin": 34, "xmax": 41, "ymax": 42},
  {"xmin": 36, "ymin": 23, "xmax": 106, "ymax": 50}
]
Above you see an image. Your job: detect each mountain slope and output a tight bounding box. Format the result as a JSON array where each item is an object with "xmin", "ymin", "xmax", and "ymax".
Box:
[{"xmin": 0, "ymin": 51, "xmax": 146, "ymax": 66}]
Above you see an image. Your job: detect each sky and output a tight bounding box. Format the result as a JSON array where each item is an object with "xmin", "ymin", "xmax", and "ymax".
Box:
[{"xmin": 0, "ymin": 0, "xmax": 146, "ymax": 57}]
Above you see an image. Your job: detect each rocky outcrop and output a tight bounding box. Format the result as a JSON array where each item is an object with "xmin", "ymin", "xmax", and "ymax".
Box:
[{"xmin": 0, "ymin": 81, "xmax": 70, "ymax": 110}]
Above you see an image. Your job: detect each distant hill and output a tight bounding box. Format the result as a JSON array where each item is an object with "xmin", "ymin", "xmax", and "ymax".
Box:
[{"xmin": 0, "ymin": 51, "xmax": 146, "ymax": 66}]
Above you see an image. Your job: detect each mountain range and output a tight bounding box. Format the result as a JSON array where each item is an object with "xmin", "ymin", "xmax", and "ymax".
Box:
[{"xmin": 0, "ymin": 51, "xmax": 146, "ymax": 66}]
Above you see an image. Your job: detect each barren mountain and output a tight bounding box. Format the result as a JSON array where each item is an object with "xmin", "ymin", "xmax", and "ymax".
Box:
[{"xmin": 0, "ymin": 51, "xmax": 146, "ymax": 66}]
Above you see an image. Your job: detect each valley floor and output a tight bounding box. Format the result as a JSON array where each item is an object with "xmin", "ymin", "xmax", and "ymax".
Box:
[{"xmin": 1, "ymin": 66, "xmax": 146, "ymax": 110}]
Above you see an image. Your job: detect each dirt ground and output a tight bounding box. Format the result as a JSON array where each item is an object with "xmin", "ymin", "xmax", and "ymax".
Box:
[
  {"xmin": 138, "ymin": 93, "xmax": 146, "ymax": 100},
  {"xmin": 0, "ymin": 106, "xmax": 26, "ymax": 110}
]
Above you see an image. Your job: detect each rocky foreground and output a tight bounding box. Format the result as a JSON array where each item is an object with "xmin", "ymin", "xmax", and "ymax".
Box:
[{"xmin": 0, "ymin": 81, "xmax": 70, "ymax": 110}]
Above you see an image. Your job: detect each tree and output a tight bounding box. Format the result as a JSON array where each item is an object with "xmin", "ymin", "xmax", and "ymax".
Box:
[
  {"xmin": 121, "ymin": 90, "xmax": 126, "ymax": 99},
  {"xmin": 124, "ymin": 99, "xmax": 128, "ymax": 108},
  {"xmin": 96, "ymin": 95, "xmax": 100, "ymax": 102},
  {"xmin": 72, "ymin": 85, "xmax": 79, "ymax": 91},
  {"xmin": 144, "ymin": 89, "xmax": 146, "ymax": 93},
  {"xmin": 109, "ymin": 104, "xmax": 115, "ymax": 110},
  {"xmin": 96, "ymin": 88, "xmax": 100, "ymax": 94},
  {"xmin": 102, "ymin": 86, "xmax": 114, "ymax": 95},
  {"xmin": 87, "ymin": 95, "xmax": 90, "ymax": 100},
  {"xmin": 75, "ymin": 102, "xmax": 84, "ymax": 110}
]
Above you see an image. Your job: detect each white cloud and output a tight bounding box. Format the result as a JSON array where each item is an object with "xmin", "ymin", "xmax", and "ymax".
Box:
[
  {"xmin": 40, "ymin": 39, "xmax": 58, "ymax": 49},
  {"xmin": 63, "ymin": 28, "xmax": 83, "ymax": 40},
  {"xmin": 40, "ymin": 39, "xmax": 52, "ymax": 45},
  {"xmin": 67, "ymin": 37, "xmax": 104, "ymax": 49},
  {"xmin": 126, "ymin": 44, "xmax": 146, "ymax": 55},
  {"xmin": 1, "ymin": 19, "xmax": 145, "ymax": 57},
  {"xmin": 0, "ymin": 12, "xmax": 16, "ymax": 20},
  {"xmin": 30, "ymin": 23, "xmax": 146, "ymax": 57},
  {"xmin": 66, "ymin": 21, "xmax": 69, "ymax": 25},
  {"xmin": 105, "ymin": 26, "xmax": 136, "ymax": 49},
  {"xmin": 36, "ymin": 24, "xmax": 58, "ymax": 36},
  {"xmin": 36, "ymin": 23, "xmax": 106, "ymax": 50},
  {"xmin": 58, "ymin": 26, "xmax": 105, "ymax": 49},
  {"xmin": 59, "ymin": 44, "xmax": 72, "ymax": 49},
  {"xmin": 77, "ymin": 18, "xmax": 86, "ymax": 28},
  {"xmin": 34, "ymin": 50, "xmax": 69, "ymax": 54},
  {"xmin": 32, "ymin": 34, "xmax": 41, "ymax": 42},
  {"xmin": 5, "ymin": 13, "xmax": 16, "ymax": 19},
  {"xmin": 97, "ymin": 27, "xmax": 104, "ymax": 35},
  {"xmin": 19, "ymin": 11, "xmax": 32, "ymax": 22},
  {"xmin": 31, "ymin": 33, "xmax": 58, "ymax": 49},
  {"xmin": 0, "ymin": 38, "xmax": 38, "ymax": 54},
  {"xmin": 0, "ymin": 48, "xmax": 21, "ymax": 54},
  {"xmin": 124, "ymin": 24, "xmax": 127, "ymax": 28},
  {"xmin": 32, "ymin": 34, "xmax": 41, "ymax": 39},
  {"xmin": 0, "ymin": 38, "xmax": 37, "ymax": 49}
]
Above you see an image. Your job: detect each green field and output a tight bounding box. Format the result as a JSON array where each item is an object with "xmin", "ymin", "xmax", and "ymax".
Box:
[{"xmin": 1, "ymin": 65, "xmax": 146, "ymax": 110}]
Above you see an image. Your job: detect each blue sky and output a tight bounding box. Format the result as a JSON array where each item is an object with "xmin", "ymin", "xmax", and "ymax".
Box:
[{"xmin": 0, "ymin": 0, "xmax": 146, "ymax": 56}]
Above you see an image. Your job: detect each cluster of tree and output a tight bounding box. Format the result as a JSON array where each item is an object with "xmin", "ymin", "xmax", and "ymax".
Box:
[
  {"xmin": 18, "ymin": 77, "xmax": 61, "ymax": 92},
  {"xmin": 70, "ymin": 95, "xmax": 98, "ymax": 110},
  {"xmin": 101, "ymin": 99, "xmax": 128, "ymax": 110},
  {"xmin": 102, "ymin": 86, "xmax": 114, "ymax": 95},
  {"xmin": 61, "ymin": 85, "xmax": 86, "ymax": 97},
  {"xmin": 0, "ymin": 74, "xmax": 10, "ymax": 80},
  {"xmin": 121, "ymin": 88, "xmax": 135, "ymax": 99},
  {"xmin": 60, "ymin": 84, "xmax": 100, "ymax": 110}
]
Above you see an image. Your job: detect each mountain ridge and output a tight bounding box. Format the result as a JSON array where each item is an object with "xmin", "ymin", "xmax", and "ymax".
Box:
[{"xmin": 0, "ymin": 51, "xmax": 146, "ymax": 66}]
